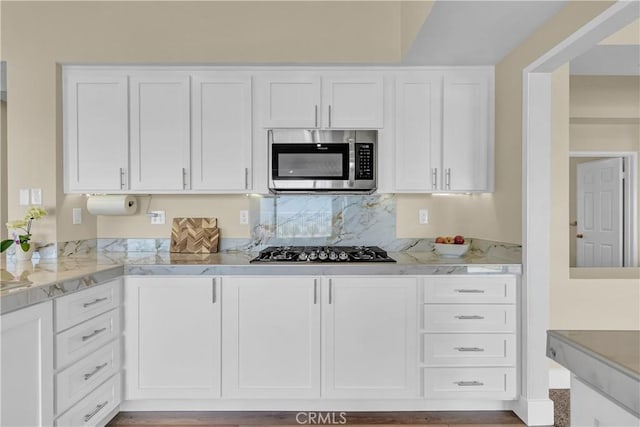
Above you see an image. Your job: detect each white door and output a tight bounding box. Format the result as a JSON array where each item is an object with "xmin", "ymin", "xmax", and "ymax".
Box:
[
  {"xmin": 323, "ymin": 75, "xmax": 384, "ymax": 129},
  {"xmin": 222, "ymin": 277, "xmax": 320, "ymax": 398},
  {"xmin": 577, "ymin": 158, "xmax": 624, "ymax": 267},
  {"xmin": 130, "ymin": 72, "xmax": 191, "ymax": 191},
  {"xmin": 442, "ymin": 71, "xmax": 491, "ymax": 191},
  {"xmin": 124, "ymin": 277, "xmax": 221, "ymax": 399},
  {"xmin": 394, "ymin": 72, "xmax": 442, "ymax": 191},
  {"xmin": 64, "ymin": 71, "xmax": 129, "ymax": 192},
  {"xmin": 322, "ymin": 277, "xmax": 418, "ymax": 398},
  {"xmin": 262, "ymin": 75, "xmax": 321, "ymax": 128},
  {"xmin": 1, "ymin": 302, "xmax": 54, "ymax": 427},
  {"xmin": 191, "ymin": 73, "xmax": 252, "ymax": 191}
]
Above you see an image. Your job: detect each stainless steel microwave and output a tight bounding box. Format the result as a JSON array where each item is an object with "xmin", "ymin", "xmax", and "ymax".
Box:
[{"xmin": 268, "ymin": 129, "xmax": 377, "ymax": 194}]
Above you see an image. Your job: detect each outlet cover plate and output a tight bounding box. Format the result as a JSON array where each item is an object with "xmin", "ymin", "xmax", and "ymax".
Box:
[{"xmin": 150, "ymin": 211, "xmax": 165, "ymax": 225}]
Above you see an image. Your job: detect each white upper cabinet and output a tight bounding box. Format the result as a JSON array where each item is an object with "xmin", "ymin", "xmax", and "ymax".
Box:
[
  {"xmin": 261, "ymin": 72, "xmax": 384, "ymax": 129},
  {"xmin": 129, "ymin": 71, "xmax": 191, "ymax": 191},
  {"xmin": 64, "ymin": 71, "xmax": 129, "ymax": 192},
  {"xmin": 191, "ymin": 73, "xmax": 253, "ymax": 191},
  {"xmin": 442, "ymin": 70, "xmax": 493, "ymax": 192},
  {"xmin": 394, "ymin": 72, "xmax": 443, "ymax": 191}
]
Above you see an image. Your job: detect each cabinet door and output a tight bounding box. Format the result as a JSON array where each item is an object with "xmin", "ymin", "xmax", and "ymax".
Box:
[
  {"xmin": 394, "ymin": 72, "xmax": 442, "ymax": 191},
  {"xmin": 124, "ymin": 277, "xmax": 220, "ymax": 399},
  {"xmin": 323, "ymin": 75, "xmax": 384, "ymax": 129},
  {"xmin": 64, "ymin": 71, "xmax": 129, "ymax": 192},
  {"xmin": 262, "ymin": 76, "xmax": 321, "ymax": 128},
  {"xmin": 222, "ymin": 277, "xmax": 320, "ymax": 398},
  {"xmin": 322, "ymin": 277, "xmax": 418, "ymax": 398},
  {"xmin": 442, "ymin": 71, "xmax": 491, "ymax": 191},
  {"xmin": 1, "ymin": 302, "xmax": 54, "ymax": 427},
  {"xmin": 191, "ymin": 73, "xmax": 252, "ymax": 191},
  {"xmin": 130, "ymin": 72, "xmax": 191, "ymax": 191}
]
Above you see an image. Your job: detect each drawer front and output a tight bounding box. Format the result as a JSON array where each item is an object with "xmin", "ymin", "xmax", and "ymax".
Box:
[
  {"xmin": 423, "ymin": 367, "xmax": 516, "ymax": 400},
  {"xmin": 56, "ymin": 309, "xmax": 120, "ymax": 369},
  {"xmin": 422, "ymin": 333, "xmax": 516, "ymax": 366},
  {"xmin": 423, "ymin": 276, "xmax": 516, "ymax": 304},
  {"xmin": 55, "ymin": 373, "xmax": 121, "ymax": 427},
  {"xmin": 423, "ymin": 305, "xmax": 516, "ymax": 332},
  {"xmin": 55, "ymin": 339, "xmax": 121, "ymax": 415},
  {"xmin": 55, "ymin": 279, "xmax": 121, "ymax": 332}
]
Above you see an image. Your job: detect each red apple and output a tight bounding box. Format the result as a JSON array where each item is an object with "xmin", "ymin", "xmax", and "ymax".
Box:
[
  {"xmin": 435, "ymin": 237, "xmax": 445, "ymax": 244},
  {"xmin": 454, "ymin": 235, "xmax": 465, "ymax": 244}
]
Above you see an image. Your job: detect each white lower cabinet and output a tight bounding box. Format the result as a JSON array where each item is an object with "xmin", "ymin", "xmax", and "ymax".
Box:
[
  {"xmin": 55, "ymin": 373, "xmax": 121, "ymax": 427},
  {"xmin": 1, "ymin": 302, "xmax": 54, "ymax": 427},
  {"xmin": 221, "ymin": 277, "xmax": 320, "ymax": 398},
  {"xmin": 571, "ymin": 375, "xmax": 640, "ymax": 426},
  {"xmin": 124, "ymin": 277, "xmax": 221, "ymax": 399},
  {"xmin": 322, "ymin": 277, "xmax": 419, "ymax": 398}
]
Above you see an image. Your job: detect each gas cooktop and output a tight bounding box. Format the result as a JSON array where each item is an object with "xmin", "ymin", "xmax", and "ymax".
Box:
[{"xmin": 250, "ymin": 246, "xmax": 396, "ymax": 263}]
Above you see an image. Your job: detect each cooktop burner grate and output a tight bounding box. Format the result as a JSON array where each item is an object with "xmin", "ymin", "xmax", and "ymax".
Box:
[{"xmin": 250, "ymin": 246, "xmax": 396, "ymax": 263}]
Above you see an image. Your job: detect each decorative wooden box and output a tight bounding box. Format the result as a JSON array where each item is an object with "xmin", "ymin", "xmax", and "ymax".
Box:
[{"xmin": 170, "ymin": 217, "xmax": 219, "ymax": 254}]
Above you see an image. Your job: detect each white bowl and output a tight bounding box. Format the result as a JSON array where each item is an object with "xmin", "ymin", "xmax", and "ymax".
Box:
[{"xmin": 434, "ymin": 243, "xmax": 470, "ymax": 257}]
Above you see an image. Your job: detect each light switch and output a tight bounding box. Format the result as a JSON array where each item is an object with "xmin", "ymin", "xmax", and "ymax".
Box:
[
  {"xmin": 31, "ymin": 188, "xmax": 42, "ymax": 205},
  {"xmin": 19, "ymin": 189, "xmax": 30, "ymax": 206},
  {"xmin": 150, "ymin": 211, "xmax": 165, "ymax": 225},
  {"xmin": 72, "ymin": 208, "xmax": 82, "ymax": 225}
]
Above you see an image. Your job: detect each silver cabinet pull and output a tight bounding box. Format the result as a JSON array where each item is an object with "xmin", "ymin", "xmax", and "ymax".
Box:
[
  {"xmin": 328, "ymin": 279, "xmax": 333, "ymax": 304},
  {"xmin": 432, "ymin": 168, "xmax": 438, "ymax": 189},
  {"xmin": 81, "ymin": 327, "xmax": 107, "ymax": 342},
  {"xmin": 83, "ymin": 401, "xmax": 108, "ymax": 422},
  {"xmin": 455, "ymin": 381, "xmax": 484, "ymax": 387},
  {"xmin": 454, "ymin": 315, "xmax": 484, "ymax": 320},
  {"xmin": 328, "ymin": 105, "xmax": 332, "ymax": 128},
  {"xmin": 445, "ymin": 168, "xmax": 451, "ymax": 189},
  {"xmin": 83, "ymin": 297, "xmax": 108, "ymax": 308},
  {"xmin": 244, "ymin": 168, "xmax": 249, "ymax": 189},
  {"xmin": 119, "ymin": 168, "xmax": 126, "ymax": 189},
  {"xmin": 314, "ymin": 105, "xmax": 318, "ymax": 128},
  {"xmin": 454, "ymin": 347, "xmax": 485, "ymax": 352},
  {"xmin": 84, "ymin": 362, "xmax": 108, "ymax": 380},
  {"xmin": 182, "ymin": 168, "xmax": 188, "ymax": 189},
  {"xmin": 454, "ymin": 289, "xmax": 485, "ymax": 294},
  {"xmin": 212, "ymin": 278, "xmax": 217, "ymax": 304},
  {"xmin": 313, "ymin": 279, "xmax": 318, "ymax": 305}
]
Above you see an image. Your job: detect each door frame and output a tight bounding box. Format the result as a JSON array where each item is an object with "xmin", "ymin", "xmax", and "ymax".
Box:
[
  {"xmin": 519, "ymin": 1, "xmax": 639, "ymax": 424},
  {"xmin": 570, "ymin": 151, "xmax": 638, "ymax": 267}
]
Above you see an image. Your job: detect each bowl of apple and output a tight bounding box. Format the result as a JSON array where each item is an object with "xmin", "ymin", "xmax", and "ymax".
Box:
[{"xmin": 434, "ymin": 235, "xmax": 469, "ymax": 257}]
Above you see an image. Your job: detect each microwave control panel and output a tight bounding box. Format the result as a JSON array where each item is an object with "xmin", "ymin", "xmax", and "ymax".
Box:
[{"xmin": 355, "ymin": 143, "xmax": 374, "ymax": 180}]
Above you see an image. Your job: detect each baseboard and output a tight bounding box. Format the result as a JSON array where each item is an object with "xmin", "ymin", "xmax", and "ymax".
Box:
[{"xmin": 549, "ymin": 367, "xmax": 571, "ymax": 389}]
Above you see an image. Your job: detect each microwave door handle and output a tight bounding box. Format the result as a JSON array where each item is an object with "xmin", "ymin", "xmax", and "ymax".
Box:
[{"xmin": 349, "ymin": 141, "xmax": 355, "ymax": 186}]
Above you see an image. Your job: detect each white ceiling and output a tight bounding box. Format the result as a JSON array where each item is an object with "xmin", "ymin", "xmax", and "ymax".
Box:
[{"xmin": 402, "ymin": 1, "xmax": 567, "ymax": 65}]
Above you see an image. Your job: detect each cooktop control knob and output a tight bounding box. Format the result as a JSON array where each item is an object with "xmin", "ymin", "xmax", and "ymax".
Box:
[
  {"xmin": 338, "ymin": 251, "xmax": 349, "ymax": 261},
  {"xmin": 328, "ymin": 251, "xmax": 339, "ymax": 261},
  {"xmin": 308, "ymin": 251, "xmax": 318, "ymax": 261},
  {"xmin": 298, "ymin": 253, "xmax": 308, "ymax": 261},
  {"xmin": 318, "ymin": 250, "xmax": 328, "ymax": 260}
]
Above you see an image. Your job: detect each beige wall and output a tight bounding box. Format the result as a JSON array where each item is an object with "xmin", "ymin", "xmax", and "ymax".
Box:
[
  {"xmin": 1, "ymin": 1, "xmax": 420, "ymax": 242},
  {"xmin": 400, "ymin": 1, "xmax": 434, "ymax": 58}
]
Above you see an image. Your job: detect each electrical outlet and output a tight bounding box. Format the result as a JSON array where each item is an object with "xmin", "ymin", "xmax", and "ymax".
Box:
[
  {"xmin": 239, "ymin": 210, "xmax": 249, "ymax": 225},
  {"xmin": 150, "ymin": 210, "xmax": 165, "ymax": 225},
  {"xmin": 31, "ymin": 188, "xmax": 42, "ymax": 205},
  {"xmin": 19, "ymin": 189, "xmax": 30, "ymax": 206},
  {"xmin": 419, "ymin": 209, "xmax": 429, "ymax": 224},
  {"xmin": 72, "ymin": 208, "xmax": 82, "ymax": 225}
]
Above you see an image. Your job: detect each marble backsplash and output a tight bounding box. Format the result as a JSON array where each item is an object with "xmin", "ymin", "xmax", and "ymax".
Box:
[{"xmin": 48, "ymin": 194, "xmax": 522, "ymax": 262}]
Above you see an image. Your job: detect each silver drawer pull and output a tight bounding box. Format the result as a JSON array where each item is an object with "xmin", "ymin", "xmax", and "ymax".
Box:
[
  {"xmin": 455, "ymin": 381, "xmax": 484, "ymax": 387},
  {"xmin": 83, "ymin": 401, "xmax": 108, "ymax": 422},
  {"xmin": 83, "ymin": 362, "xmax": 108, "ymax": 381},
  {"xmin": 454, "ymin": 289, "xmax": 485, "ymax": 294},
  {"xmin": 81, "ymin": 327, "xmax": 107, "ymax": 342},
  {"xmin": 454, "ymin": 315, "xmax": 485, "ymax": 320},
  {"xmin": 454, "ymin": 347, "xmax": 485, "ymax": 352},
  {"xmin": 83, "ymin": 297, "xmax": 108, "ymax": 308}
]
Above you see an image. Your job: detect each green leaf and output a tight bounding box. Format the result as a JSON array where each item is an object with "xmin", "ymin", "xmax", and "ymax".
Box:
[
  {"xmin": 20, "ymin": 241, "xmax": 30, "ymax": 252},
  {"xmin": 0, "ymin": 239, "xmax": 14, "ymax": 253}
]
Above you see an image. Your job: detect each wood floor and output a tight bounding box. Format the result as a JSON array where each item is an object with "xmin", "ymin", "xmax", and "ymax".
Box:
[{"xmin": 107, "ymin": 411, "xmax": 525, "ymax": 426}]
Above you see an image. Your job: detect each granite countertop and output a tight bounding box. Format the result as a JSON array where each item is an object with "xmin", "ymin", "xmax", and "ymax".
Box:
[
  {"xmin": 547, "ymin": 330, "xmax": 640, "ymax": 417},
  {"xmin": 1, "ymin": 248, "xmax": 520, "ymax": 314}
]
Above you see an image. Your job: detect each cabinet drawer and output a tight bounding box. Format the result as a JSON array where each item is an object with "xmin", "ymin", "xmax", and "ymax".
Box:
[
  {"xmin": 423, "ymin": 276, "xmax": 515, "ymax": 304},
  {"xmin": 55, "ymin": 279, "xmax": 121, "ymax": 332},
  {"xmin": 422, "ymin": 333, "xmax": 516, "ymax": 366},
  {"xmin": 423, "ymin": 305, "xmax": 515, "ymax": 332},
  {"xmin": 56, "ymin": 339, "xmax": 121, "ymax": 415},
  {"xmin": 55, "ymin": 372, "xmax": 121, "ymax": 427},
  {"xmin": 56, "ymin": 309, "xmax": 120, "ymax": 369},
  {"xmin": 423, "ymin": 367, "xmax": 516, "ymax": 400}
]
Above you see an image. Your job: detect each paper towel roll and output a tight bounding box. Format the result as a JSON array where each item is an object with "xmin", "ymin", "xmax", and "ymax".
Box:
[{"xmin": 87, "ymin": 195, "xmax": 137, "ymax": 216}]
